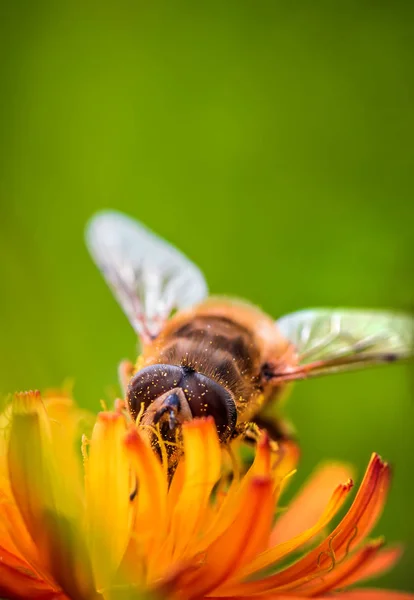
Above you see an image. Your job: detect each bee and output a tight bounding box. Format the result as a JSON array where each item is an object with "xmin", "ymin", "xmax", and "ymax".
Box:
[{"xmin": 86, "ymin": 210, "xmax": 413, "ymax": 452}]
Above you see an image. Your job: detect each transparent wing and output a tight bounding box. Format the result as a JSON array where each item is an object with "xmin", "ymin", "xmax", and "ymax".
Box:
[
  {"xmin": 275, "ymin": 308, "xmax": 414, "ymax": 380},
  {"xmin": 86, "ymin": 210, "xmax": 208, "ymax": 341}
]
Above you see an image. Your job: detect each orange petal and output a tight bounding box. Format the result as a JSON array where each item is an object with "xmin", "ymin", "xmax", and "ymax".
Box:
[
  {"xmin": 249, "ymin": 433, "xmax": 273, "ymax": 476},
  {"xmin": 167, "ymin": 418, "xmax": 222, "ymax": 561},
  {"xmin": 175, "ymin": 476, "xmax": 275, "ymax": 600},
  {"xmin": 0, "ymin": 486, "xmax": 63, "ymax": 593},
  {"xmin": 122, "ymin": 426, "xmax": 168, "ymax": 580},
  {"xmin": 232, "ymin": 476, "xmax": 353, "ymax": 581},
  {"xmin": 241, "ymin": 436, "xmax": 299, "ymax": 493},
  {"xmin": 353, "ymin": 545, "xmax": 403, "ymax": 583},
  {"xmin": 0, "ymin": 485, "xmax": 43, "ymax": 572},
  {"xmin": 273, "ymin": 438, "xmax": 301, "ymax": 493},
  {"xmin": 270, "ymin": 461, "xmax": 354, "ymax": 546},
  {"xmin": 86, "ymin": 411, "xmax": 132, "ymax": 589},
  {"xmin": 193, "ymin": 434, "xmax": 277, "ymax": 554},
  {"xmin": 0, "ymin": 565, "xmax": 64, "ymax": 600},
  {"xmin": 8, "ymin": 391, "xmax": 97, "ymax": 599},
  {"xmin": 207, "ymin": 592, "xmax": 414, "ymax": 600},
  {"xmin": 223, "ymin": 453, "xmax": 389, "ymax": 596},
  {"xmin": 167, "ymin": 459, "xmax": 185, "ymax": 512},
  {"xmin": 289, "ymin": 539, "xmax": 385, "ymax": 595},
  {"xmin": 313, "ymin": 591, "xmax": 414, "ymax": 600},
  {"xmin": 0, "ymin": 545, "xmax": 63, "ymax": 600},
  {"xmin": 8, "ymin": 392, "xmax": 56, "ymax": 550}
]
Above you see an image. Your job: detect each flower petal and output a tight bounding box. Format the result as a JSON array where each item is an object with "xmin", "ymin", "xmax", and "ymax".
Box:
[
  {"xmin": 195, "ymin": 434, "xmax": 278, "ymax": 553},
  {"xmin": 352, "ymin": 545, "xmax": 403, "ymax": 583},
  {"xmin": 223, "ymin": 453, "xmax": 389, "ymax": 596},
  {"xmin": 86, "ymin": 411, "xmax": 132, "ymax": 589},
  {"xmin": 8, "ymin": 391, "xmax": 98, "ymax": 600},
  {"xmin": 44, "ymin": 394, "xmax": 93, "ymax": 505},
  {"xmin": 175, "ymin": 476, "xmax": 275, "ymax": 600},
  {"xmin": 0, "ymin": 570, "xmax": 62, "ymax": 600},
  {"xmin": 207, "ymin": 592, "xmax": 414, "ymax": 600},
  {"xmin": 289, "ymin": 545, "xmax": 403, "ymax": 597},
  {"xmin": 8, "ymin": 392, "xmax": 56, "ymax": 550},
  {"xmin": 167, "ymin": 418, "xmax": 222, "ymax": 561},
  {"xmin": 0, "ymin": 545, "xmax": 65, "ymax": 600},
  {"xmin": 289, "ymin": 539, "xmax": 385, "ymax": 595},
  {"xmin": 0, "ymin": 486, "xmax": 43, "ymax": 574},
  {"xmin": 270, "ymin": 461, "xmax": 354, "ymax": 546},
  {"xmin": 231, "ymin": 475, "xmax": 353, "ymax": 582},
  {"xmin": 122, "ymin": 426, "xmax": 168, "ymax": 582},
  {"xmin": 314, "ymin": 590, "xmax": 414, "ymax": 600}
]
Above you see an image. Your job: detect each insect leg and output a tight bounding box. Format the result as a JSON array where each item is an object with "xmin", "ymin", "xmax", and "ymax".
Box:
[{"xmin": 253, "ymin": 413, "xmax": 297, "ymax": 444}]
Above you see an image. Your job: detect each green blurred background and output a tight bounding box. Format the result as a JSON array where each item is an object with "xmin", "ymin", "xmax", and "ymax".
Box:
[{"xmin": 1, "ymin": 0, "xmax": 413, "ymax": 592}]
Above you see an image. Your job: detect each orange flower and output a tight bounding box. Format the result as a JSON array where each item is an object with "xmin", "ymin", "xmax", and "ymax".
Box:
[{"xmin": 0, "ymin": 390, "xmax": 412, "ymax": 600}]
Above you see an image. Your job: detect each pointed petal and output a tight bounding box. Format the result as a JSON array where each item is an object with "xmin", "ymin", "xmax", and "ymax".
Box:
[
  {"xmin": 168, "ymin": 418, "xmax": 222, "ymax": 560},
  {"xmin": 270, "ymin": 462, "xmax": 354, "ymax": 546},
  {"xmin": 223, "ymin": 453, "xmax": 389, "ymax": 596},
  {"xmin": 194, "ymin": 434, "xmax": 276, "ymax": 555},
  {"xmin": 122, "ymin": 426, "xmax": 168, "ymax": 580},
  {"xmin": 174, "ymin": 476, "xmax": 275, "ymax": 600},
  {"xmin": 353, "ymin": 545, "xmax": 403, "ymax": 583},
  {"xmin": 234, "ymin": 477, "xmax": 353, "ymax": 580},
  {"xmin": 314, "ymin": 590, "xmax": 414, "ymax": 600},
  {"xmin": 290, "ymin": 539, "xmax": 385, "ymax": 595},
  {"xmin": 207, "ymin": 592, "xmax": 414, "ymax": 600},
  {"xmin": 272, "ymin": 438, "xmax": 301, "ymax": 494},
  {"xmin": 86, "ymin": 411, "xmax": 132, "ymax": 589},
  {"xmin": 287, "ymin": 544, "xmax": 403, "ymax": 596}
]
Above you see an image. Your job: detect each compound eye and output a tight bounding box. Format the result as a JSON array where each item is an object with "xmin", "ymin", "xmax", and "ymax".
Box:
[
  {"xmin": 127, "ymin": 364, "xmax": 183, "ymax": 421},
  {"xmin": 180, "ymin": 371, "xmax": 237, "ymax": 441}
]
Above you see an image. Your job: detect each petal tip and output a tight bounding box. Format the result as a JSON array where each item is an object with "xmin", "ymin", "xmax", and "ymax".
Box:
[
  {"xmin": 343, "ymin": 478, "xmax": 354, "ymax": 492},
  {"xmin": 183, "ymin": 415, "xmax": 215, "ymax": 431},
  {"xmin": 13, "ymin": 390, "xmax": 43, "ymax": 414},
  {"xmin": 251, "ymin": 475, "xmax": 273, "ymax": 488},
  {"xmin": 124, "ymin": 427, "xmax": 140, "ymax": 447},
  {"xmin": 371, "ymin": 452, "xmax": 388, "ymax": 470},
  {"xmin": 97, "ymin": 410, "xmax": 123, "ymax": 423}
]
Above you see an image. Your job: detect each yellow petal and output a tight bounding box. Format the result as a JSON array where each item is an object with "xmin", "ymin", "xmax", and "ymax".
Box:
[
  {"xmin": 123, "ymin": 426, "xmax": 168, "ymax": 581},
  {"xmin": 168, "ymin": 418, "xmax": 221, "ymax": 562},
  {"xmin": 173, "ymin": 476, "xmax": 275, "ymax": 600},
  {"xmin": 193, "ymin": 433, "xmax": 276, "ymax": 555},
  {"xmin": 45, "ymin": 394, "xmax": 93, "ymax": 520},
  {"xmin": 8, "ymin": 391, "xmax": 97, "ymax": 600},
  {"xmin": 8, "ymin": 392, "xmax": 55, "ymax": 548},
  {"xmin": 86, "ymin": 411, "xmax": 132, "ymax": 590}
]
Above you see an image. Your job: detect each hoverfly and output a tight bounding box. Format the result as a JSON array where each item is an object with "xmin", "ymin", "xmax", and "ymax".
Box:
[{"xmin": 86, "ymin": 210, "xmax": 413, "ymax": 452}]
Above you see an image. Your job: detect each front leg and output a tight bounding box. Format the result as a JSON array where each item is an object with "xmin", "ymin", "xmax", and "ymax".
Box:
[
  {"xmin": 253, "ymin": 413, "xmax": 297, "ymax": 444},
  {"xmin": 232, "ymin": 421, "xmax": 262, "ymax": 444},
  {"xmin": 232, "ymin": 421, "xmax": 279, "ymax": 452}
]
